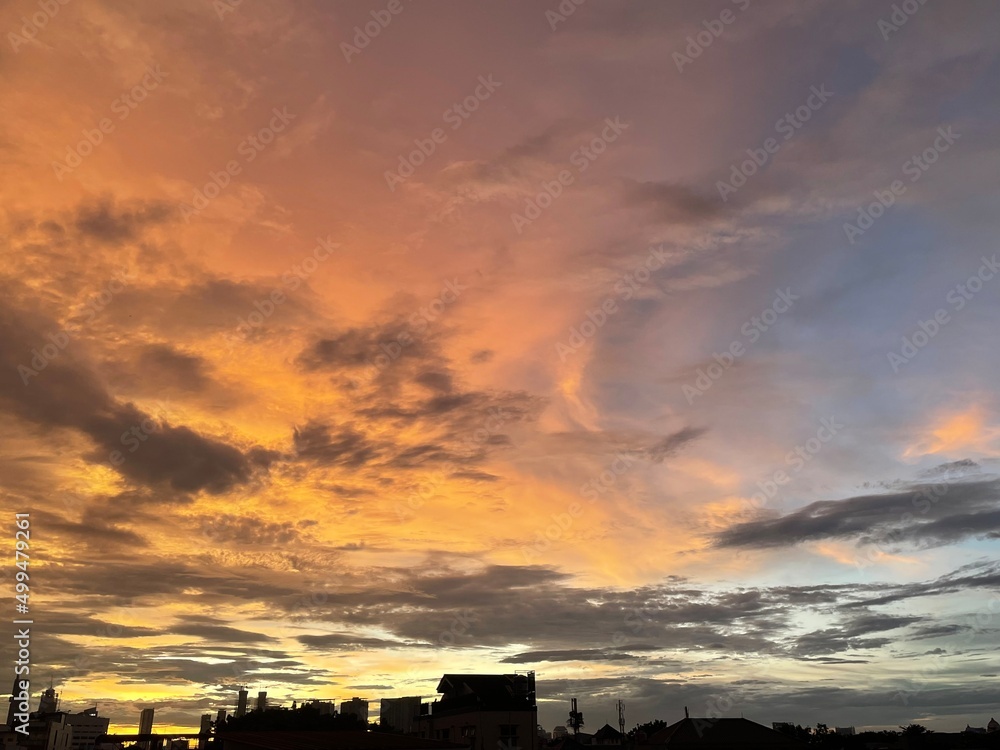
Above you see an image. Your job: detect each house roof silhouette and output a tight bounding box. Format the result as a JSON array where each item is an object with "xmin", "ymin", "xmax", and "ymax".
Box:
[{"xmin": 644, "ymin": 718, "xmax": 804, "ymax": 749}]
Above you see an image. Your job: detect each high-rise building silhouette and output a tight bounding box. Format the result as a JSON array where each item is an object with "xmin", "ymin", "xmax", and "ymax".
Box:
[
  {"xmin": 6, "ymin": 677, "xmax": 20, "ymax": 727},
  {"xmin": 65, "ymin": 708, "xmax": 110, "ymax": 750},
  {"xmin": 138, "ymin": 708, "xmax": 154, "ymax": 735},
  {"xmin": 256, "ymin": 692, "xmax": 267, "ymax": 712},
  {"xmin": 38, "ymin": 684, "xmax": 59, "ymax": 714},
  {"xmin": 339, "ymin": 698, "xmax": 368, "ymax": 723},
  {"xmin": 380, "ymin": 697, "xmax": 422, "ymax": 733},
  {"xmin": 236, "ymin": 689, "xmax": 248, "ymax": 718},
  {"xmin": 198, "ymin": 714, "xmax": 212, "ymax": 750}
]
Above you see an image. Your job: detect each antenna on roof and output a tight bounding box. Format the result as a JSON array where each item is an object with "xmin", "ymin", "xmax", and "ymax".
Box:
[
  {"xmin": 618, "ymin": 700, "xmax": 626, "ymax": 739},
  {"xmin": 685, "ymin": 707, "xmax": 689, "ymax": 719},
  {"xmin": 567, "ymin": 699, "xmax": 584, "ymax": 736}
]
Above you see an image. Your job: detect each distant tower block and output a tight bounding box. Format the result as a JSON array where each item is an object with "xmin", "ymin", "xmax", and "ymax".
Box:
[
  {"xmin": 256, "ymin": 692, "xmax": 267, "ymax": 712},
  {"xmin": 139, "ymin": 707, "xmax": 154, "ymax": 735},
  {"xmin": 38, "ymin": 683, "xmax": 59, "ymax": 714},
  {"xmin": 339, "ymin": 698, "xmax": 369, "ymax": 723},
  {"xmin": 198, "ymin": 714, "xmax": 212, "ymax": 750},
  {"xmin": 236, "ymin": 688, "xmax": 248, "ymax": 718}
]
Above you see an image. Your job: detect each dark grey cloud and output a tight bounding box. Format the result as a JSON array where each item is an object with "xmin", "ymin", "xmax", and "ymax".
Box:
[
  {"xmin": 27, "ymin": 508, "xmax": 147, "ymax": 548},
  {"xmin": 715, "ymin": 478, "xmax": 1000, "ymax": 550},
  {"xmin": 620, "ymin": 180, "xmax": 722, "ymax": 224},
  {"xmin": 502, "ymin": 649, "xmax": 640, "ymax": 663},
  {"xmin": 414, "ymin": 370, "xmax": 453, "ymax": 393},
  {"xmin": 198, "ymin": 514, "xmax": 303, "ymax": 546},
  {"xmin": 910, "ymin": 624, "xmax": 971, "ymax": 641},
  {"xmin": 174, "ymin": 617, "xmax": 275, "ymax": 644},
  {"xmin": 135, "ymin": 343, "xmax": 212, "ymax": 391},
  {"xmin": 646, "ymin": 426, "xmax": 706, "ymax": 463},
  {"xmin": 843, "ymin": 560, "xmax": 1000, "ymax": 609},
  {"xmin": 293, "ymin": 422, "xmax": 380, "ymax": 467},
  {"xmin": 0, "ymin": 296, "xmax": 268, "ymax": 494},
  {"xmin": 450, "ymin": 470, "xmax": 500, "ymax": 482},
  {"xmin": 297, "ymin": 633, "xmax": 414, "ymax": 650},
  {"xmin": 790, "ymin": 612, "xmax": 921, "ymax": 657},
  {"xmin": 73, "ymin": 197, "xmax": 174, "ymax": 243}
]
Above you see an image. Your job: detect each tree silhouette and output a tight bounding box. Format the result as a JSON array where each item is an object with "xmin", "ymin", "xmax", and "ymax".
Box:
[{"xmin": 218, "ymin": 704, "xmax": 368, "ymax": 733}]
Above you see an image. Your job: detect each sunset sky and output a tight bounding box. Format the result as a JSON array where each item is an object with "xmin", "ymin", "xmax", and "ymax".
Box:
[{"xmin": 3, "ymin": 0, "xmax": 1000, "ymax": 737}]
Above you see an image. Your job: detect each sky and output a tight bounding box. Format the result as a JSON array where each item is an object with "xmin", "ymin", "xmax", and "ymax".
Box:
[{"xmin": 2, "ymin": 0, "xmax": 1000, "ymax": 737}]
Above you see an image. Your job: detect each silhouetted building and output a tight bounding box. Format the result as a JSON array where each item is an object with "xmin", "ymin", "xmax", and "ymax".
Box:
[
  {"xmin": 199, "ymin": 715, "xmax": 212, "ymax": 750},
  {"xmin": 990, "ymin": 719, "xmax": 1000, "ymax": 733},
  {"xmin": 44, "ymin": 715, "xmax": 72, "ymax": 750},
  {"xmin": 381, "ymin": 698, "xmax": 423, "ymax": 734},
  {"xmin": 64, "ymin": 708, "xmax": 110, "ymax": 750},
  {"xmin": 834, "ymin": 727, "xmax": 856, "ymax": 737},
  {"xmin": 6, "ymin": 678, "xmax": 23, "ymax": 729},
  {"xmin": 593, "ymin": 724, "xmax": 624, "ymax": 746},
  {"xmin": 236, "ymin": 690, "xmax": 248, "ymax": 718},
  {"xmin": 38, "ymin": 688, "xmax": 59, "ymax": 716},
  {"xmin": 256, "ymin": 694, "xmax": 267, "ymax": 713},
  {"xmin": 639, "ymin": 718, "xmax": 803, "ymax": 750},
  {"xmin": 138, "ymin": 709, "xmax": 154, "ymax": 736},
  {"xmin": 219, "ymin": 731, "xmax": 462, "ymax": 750},
  {"xmin": 306, "ymin": 701, "xmax": 335, "ymax": 717},
  {"xmin": 414, "ymin": 673, "xmax": 536, "ymax": 750},
  {"xmin": 21, "ymin": 699, "xmax": 108, "ymax": 750},
  {"xmin": 0, "ymin": 726, "xmax": 19, "ymax": 750},
  {"xmin": 340, "ymin": 699, "xmax": 368, "ymax": 723}
]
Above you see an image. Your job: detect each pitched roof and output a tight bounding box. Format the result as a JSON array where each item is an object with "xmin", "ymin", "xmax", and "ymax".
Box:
[
  {"xmin": 645, "ymin": 718, "xmax": 804, "ymax": 749},
  {"xmin": 433, "ymin": 674, "xmax": 534, "ymax": 712},
  {"xmin": 219, "ymin": 731, "xmax": 463, "ymax": 750},
  {"xmin": 594, "ymin": 725, "xmax": 624, "ymax": 741}
]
